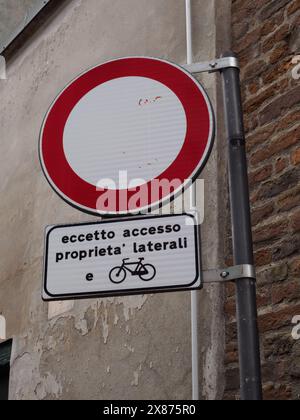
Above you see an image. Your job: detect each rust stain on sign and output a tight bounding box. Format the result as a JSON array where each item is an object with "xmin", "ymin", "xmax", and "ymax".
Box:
[{"xmin": 138, "ymin": 96, "xmax": 163, "ymax": 106}]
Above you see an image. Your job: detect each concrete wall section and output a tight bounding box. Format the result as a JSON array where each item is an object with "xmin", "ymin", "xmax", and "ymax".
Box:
[{"xmin": 0, "ymin": 0, "xmax": 230, "ymax": 400}]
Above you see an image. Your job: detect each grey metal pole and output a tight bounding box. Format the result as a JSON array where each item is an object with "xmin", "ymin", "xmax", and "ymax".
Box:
[{"xmin": 221, "ymin": 52, "xmax": 263, "ymax": 400}]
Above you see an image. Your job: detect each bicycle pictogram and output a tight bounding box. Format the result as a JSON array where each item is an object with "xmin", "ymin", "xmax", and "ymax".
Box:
[{"xmin": 109, "ymin": 258, "xmax": 156, "ymax": 284}]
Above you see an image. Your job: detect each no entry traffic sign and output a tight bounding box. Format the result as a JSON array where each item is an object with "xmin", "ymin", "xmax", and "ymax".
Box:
[
  {"xmin": 39, "ymin": 57, "xmax": 215, "ymax": 215},
  {"xmin": 42, "ymin": 214, "xmax": 201, "ymax": 300}
]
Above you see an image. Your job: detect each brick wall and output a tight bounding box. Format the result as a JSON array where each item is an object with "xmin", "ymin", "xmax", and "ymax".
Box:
[{"xmin": 225, "ymin": 0, "xmax": 300, "ymax": 400}]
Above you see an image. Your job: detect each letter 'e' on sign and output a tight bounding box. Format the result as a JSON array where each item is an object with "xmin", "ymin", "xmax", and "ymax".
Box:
[
  {"xmin": 42, "ymin": 214, "xmax": 201, "ymax": 300},
  {"xmin": 39, "ymin": 57, "xmax": 215, "ymax": 215}
]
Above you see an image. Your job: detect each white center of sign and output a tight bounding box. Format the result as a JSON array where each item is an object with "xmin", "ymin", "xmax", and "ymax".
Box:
[{"xmin": 63, "ymin": 76, "xmax": 187, "ymax": 188}]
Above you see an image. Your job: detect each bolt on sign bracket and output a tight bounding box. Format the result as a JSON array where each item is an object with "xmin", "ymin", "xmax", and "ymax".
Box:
[
  {"xmin": 183, "ymin": 56, "xmax": 240, "ymax": 74},
  {"xmin": 202, "ymin": 264, "xmax": 256, "ymax": 283}
]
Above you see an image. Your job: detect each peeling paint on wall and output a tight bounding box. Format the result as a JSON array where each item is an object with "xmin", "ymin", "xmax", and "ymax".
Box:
[{"xmin": 1, "ymin": 0, "xmax": 226, "ymax": 400}]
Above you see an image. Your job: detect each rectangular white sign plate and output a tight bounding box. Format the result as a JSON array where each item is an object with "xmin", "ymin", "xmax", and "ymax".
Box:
[{"xmin": 42, "ymin": 214, "xmax": 201, "ymax": 301}]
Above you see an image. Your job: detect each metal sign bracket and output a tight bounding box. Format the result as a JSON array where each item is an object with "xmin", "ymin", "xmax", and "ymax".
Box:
[
  {"xmin": 203, "ymin": 264, "xmax": 256, "ymax": 283},
  {"xmin": 183, "ymin": 56, "xmax": 240, "ymax": 74}
]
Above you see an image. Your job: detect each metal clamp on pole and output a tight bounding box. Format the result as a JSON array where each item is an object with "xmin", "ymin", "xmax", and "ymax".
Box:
[
  {"xmin": 203, "ymin": 264, "xmax": 256, "ymax": 283},
  {"xmin": 183, "ymin": 56, "xmax": 240, "ymax": 74}
]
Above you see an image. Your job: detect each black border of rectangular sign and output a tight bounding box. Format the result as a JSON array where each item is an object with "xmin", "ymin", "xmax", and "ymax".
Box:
[{"xmin": 42, "ymin": 213, "xmax": 201, "ymax": 301}]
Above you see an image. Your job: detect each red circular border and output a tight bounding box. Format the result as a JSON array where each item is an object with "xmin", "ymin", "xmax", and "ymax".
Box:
[{"xmin": 40, "ymin": 57, "xmax": 213, "ymax": 213}]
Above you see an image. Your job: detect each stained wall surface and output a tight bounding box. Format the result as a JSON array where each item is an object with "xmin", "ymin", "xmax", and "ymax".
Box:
[{"xmin": 0, "ymin": 0, "xmax": 230, "ymax": 400}]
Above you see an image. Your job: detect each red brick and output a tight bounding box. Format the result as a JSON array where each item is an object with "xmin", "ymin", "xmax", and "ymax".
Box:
[
  {"xmin": 250, "ymin": 126, "xmax": 300, "ymax": 165},
  {"xmin": 262, "ymin": 24, "xmax": 290, "ymax": 52},
  {"xmin": 260, "ymin": 86, "xmax": 300, "ymax": 125},
  {"xmin": 289, "ymin": 258, "xmax": 300, "ymax": 275},
  {"xmin": 260, "ymin": 86, "xmax": 300, "ymax": 124},
  {"xmin": 232, "ymin": 0, "xmax": 264, "ymax": 23},
  {"xmin": 271, "ymin": 281, "xmax": 300, "ymax": 305},
  {"xmin": 230, "ymin": 0, "xmax": 300, "ymax": 403},
  {"xmin": 250, "ymin": 148, "xmax": 270, "ymax": 165},
  {"xmin": 257, "ymin": 262, "xmax": 288, "ymax": 286},
  {"xmin": 288, "ymin": 0, "xmax": 300, "ymax": 15},
  {"xmin": 247, "ymin": 80, "xmax": 260, "ymax": 95},
  {"xmin": 263, "ymin": 362, "xmax": 282, "ymax": 383},
  {"xmin": 253, "ymin": 219, "xmax": 288, "ymax": 244},
  {"xmin": 223, "ymin": 391, "xmax": 239, "ymax": 401},
  {"xmin": 275, "ymin": 156, "xmax": 288, "ymax": 173},
  {"xmin": 226, "ymin": 322, "xmax": 237, "ymax": 342},
  {"xmin": 250, "ymin": 188, "xmax": 260, "ymax": 205},
  {"xmin": 291, "ymin": 148, "xmax": 300, "ymax": 165},
  {"xmin": 291, "ymin": 210, "xmax": 300, "ymax": 233},
  {"xmin": 244, "ymin": 114, "xmax": 259, "ymax": 133},
  {"xmin": 242, "ymin": 59, "xmax": 267, "ymax": 81},
  {"xmin": 279, "ymin": 77, "xmax": 290, "ymax": 95},
  {"xmin": 225, "ymin": 256, "xmax": 234, "ymax": 268},
  {"xmin": 238, "ymin": 45, "xmax": 260, "ymax": 69},
  {"xmin": 235, "ymin": 27, "xmax": 261, "ymax": 53},
  {"xmin": 251, "ymin": 203, "xmax": 274, "ymax": 226},
  {"xmin": 276, "ymin": 109, "xmax": 300, "ymax": 132},
  {"xmin": 255, "ymin": 249, "xmax": 272, "ymax": 266},
  {"xmin": 230, "ymin": 0, "xmax": 300, "ymax": 402},
  {"xmin": 263, "ymin": 382, "xmax": 292, "ymax": 400},
  {"xmin": 232, "ymin": 21, "xmax": 249, "ymax": 39},
  {"xmin": 291, "ymin": 10, "xmax": 300, "ymax": 27},
  {"xmin": 258, "ymin": 168, "xmax": 300, "ymax": 200},
  {"xmin": 276, "ymin": 360, "xmax": 292, "ymax": 381},
  {"xmin": 225, "ymin": 367, "xmax": 240, "ymax": 391},
  {"xmin": 269, "ymin": 43, "xmax": 289, "ymax": 64},
  {"xmin": 226, "ymin": 282, "xmax": 236, "ymax": 298},
  {"xmin": 244, "ymin": 85, "xmax": 276, "ymax": 113},
  {"xmin": 260, "ymin": 0, "xmax": 291, "ymax": 20},
  {"xmin": 272, "ymin": 234, "xmax": 300, "ymax": 260},
  {"xmin": 289, "ymin": 356, "xmax": 300, "ymax": 379},
  {"xmin": 249, "ymin": 164, "xmax": 273, "ymax": 186},
  {"xmin": 262, "ymin": 59, "xmax": 292, "ymax": 86},
  {"xmin": 225, "ymin": 351, "xmax": 238, "ymax": 365},
  {"xmin": 290, "ymin": 16, "xmax": 300, "ymax": 47},
  {"xmin": 263, "ymin": 332, "xmax": 294, "ymax": 358},
  {"xmin": 277, "ymin": 186, "xmax": 300, "ymax": 212},
  {"xmin": 257, "ymin": 286, "xmax": 271, "ymax": 307},
  {"xmin": 258, "ymin": 304, "xmax": 300, "ymax": 332},
  {"xmin": 225, "ymin": 342, "xmax": 238, "ymax": 364},
  {"xmin": 261, "ymin": 9, "xmax": 285, "ymax": 36},
  {"xmin": 246, "ymin": 126, "xmax": 274, "ymax": 152},
  {"xmin": 225, "ymin": 298, "xmax": 236, "ymax": 318}
]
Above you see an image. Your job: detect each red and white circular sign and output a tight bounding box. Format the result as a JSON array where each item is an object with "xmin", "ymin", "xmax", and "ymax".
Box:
[{"xmin": 39, "ymin": 57, "xmax": 215, "ymax": 215}]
